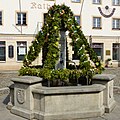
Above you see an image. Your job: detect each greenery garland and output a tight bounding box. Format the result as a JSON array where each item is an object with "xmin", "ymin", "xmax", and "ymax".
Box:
[{"xmin": 21, "ymin": 4, "xmax": 104, "ymax": 85}]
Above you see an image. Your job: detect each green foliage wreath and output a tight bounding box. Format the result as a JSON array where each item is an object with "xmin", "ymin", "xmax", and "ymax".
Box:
[{"xmin": 20, "ymin": 4, "xmax": 104, "ymax": 86}]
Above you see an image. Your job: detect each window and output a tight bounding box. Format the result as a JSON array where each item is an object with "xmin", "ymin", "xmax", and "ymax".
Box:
[
  {"xmin": 74, "ymin": 16, "xmax": 80, "ymax": 25},
  {"xmin": 112, "ymin": 18, "xmax": 120, "ymax": 30},
  {"xmin": 0, "ymin": 41, "xmax": 6, "ymax": 61},
  {"xmin": 93, "ymin": 0, "xmax": 101, "ymax": 4},
  {"xmin": 93, "ymin": 17, "xmax": 101, "ymax": 29},
  {"xmin": 71, "ymin": 0, "xmax": 80, "ymax": 3},
  {"xmin": 44, "ymin": 13, "xmax": 47, "ymax": 24},
  {"xmin": 17, "ymin": 41, "xmax": 27, "ymax": 61},
  {"xmin": 92, "ymin": 43, "xmax": 103, "ymax": 60},
  {"xmin": 113, "ymin": 43, "xmax": 120, "ymax": 60},
  {"xmin": 72, "ymin": 46, "xmax": 79, "ymax": 60},
  {"xmin": 16, "ymin": 12, "xmax": 27, "ymax": 25},
  {"xmin": 0, "ymin": 11, "xmax": 2, "ymax": 25},
  {"xmin": 113, "ymin": 0, "xmax": 120, "ymax": 5}
]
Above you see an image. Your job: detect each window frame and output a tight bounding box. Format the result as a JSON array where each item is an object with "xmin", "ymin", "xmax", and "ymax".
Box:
[
  {"xmin": 17, "ymin": 41, "xmax": 27, "ymax": 61},
  {"xmin": 112, "ymin": 0, "xmax": 120, "ymax": 6},
  {"xmin": 44, "ymin": 13, "xmax": 48, "ymax": 24},
  {"xmin": 112, "ymin": 18, "xmax": 120, "ymax": 30},
  {"xmin": 72, "ymin": 46, "xmax": 79, "ymax": 60},
  {"xmin": 0, "ymin": 11, "xmax": 3, "ymax": 25},
  {"xmin": 112, "ymin": 43, "xmax": 120, "ymax": 60},
  {"xmin": 93, "ymin": 0, "xmax": 101, "ymax": 4},
  {"xmin": 91, "ymin": 43, "xmax": 103, "ymax": 60},
  {"xmin": 16, "ymin": 12, "xmax": 27, "ymax": 26},
  {"xmin": 71, "ymin": 0, "xmax": 81, "ymax": 3},
  {"xmin": 0, "ymin": 41, "xmax": 6, "ymax": 62},
  {"xmin": 74, "ymin": 15, "xmax": 80, "ymax": 26},
  {"xmin": 92, "ymin": 17, "xmax": 102, "ymax": 29}
]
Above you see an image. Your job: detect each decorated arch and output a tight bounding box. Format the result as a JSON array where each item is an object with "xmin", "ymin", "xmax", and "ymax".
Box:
[
  {"xmin": 20, "ymin": 4, "xmax": 104, "ymax": 85},
  {"xmin": 23, "ymin": 4, "xmax": 102, "ymax": 69}
]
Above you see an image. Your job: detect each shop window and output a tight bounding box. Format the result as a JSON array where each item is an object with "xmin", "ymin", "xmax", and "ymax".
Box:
[
  {"xmin": 0, "ymin": 41, "xmax": 6, "ymax": 61},
  {"xmin": 113, "ymin": 43, "xmax": 120, "ymax": 60},
  {"xmin": 16, "ymin": 12, "xmax": 27, "ymax": 25},
  {"xmin": 92, "ymin": 43, "xmax": 103, "ymax": 60},
  {"xmin": 17, "ymin": 41, "xmax": 27, "ymax": 61},
  {"xmin": 8, "ymin": 45, "xmax": 14, "ymax": 58}
]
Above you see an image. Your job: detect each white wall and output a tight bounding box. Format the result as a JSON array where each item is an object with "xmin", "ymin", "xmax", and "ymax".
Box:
[
  {"xmin": 0, "ymin": 0, "xmax": 120, "ymax": 37},
  {"xmin": 81, "ymin": 0, "xmax": 120, "ymax": 36},
  {"xmin": 0, "ymin": 0, "xmax": 54, "ymax": 34}
]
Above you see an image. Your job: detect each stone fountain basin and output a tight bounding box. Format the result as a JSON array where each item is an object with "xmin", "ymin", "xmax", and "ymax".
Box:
[{"xmin": 7, "ymin": 75, "xmax": 116, "ymax": 120}]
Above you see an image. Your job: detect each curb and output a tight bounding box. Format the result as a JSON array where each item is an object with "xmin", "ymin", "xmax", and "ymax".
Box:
[{"xmin": 0, "ymin": 70, "xmax": 18, "ymax": 74}]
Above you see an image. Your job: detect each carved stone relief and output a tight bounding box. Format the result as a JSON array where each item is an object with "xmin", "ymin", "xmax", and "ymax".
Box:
[{"xmin": 16, "ymin": 89, "xmax": 26, "ymax": 104}]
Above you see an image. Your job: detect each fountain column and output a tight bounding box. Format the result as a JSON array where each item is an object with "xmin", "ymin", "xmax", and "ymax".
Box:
[{"xmin": 56, "ymin": 31, "xmax": 66, "ymax": 69}]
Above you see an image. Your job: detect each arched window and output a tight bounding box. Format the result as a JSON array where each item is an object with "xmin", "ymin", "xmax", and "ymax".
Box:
[{"xmin": 8, "ymin": 45, "xmax": 14, "ymax": 58}]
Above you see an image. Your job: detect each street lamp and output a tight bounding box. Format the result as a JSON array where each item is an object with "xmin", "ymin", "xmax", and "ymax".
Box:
[{"xmin": 80, "ymin": 0, "xmax": 85, "ymax": 18}]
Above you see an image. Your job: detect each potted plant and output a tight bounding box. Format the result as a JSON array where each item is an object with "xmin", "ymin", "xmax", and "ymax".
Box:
[{"xmin": 105, "ymin": 58, "xmax": 112, "ymax": 67}]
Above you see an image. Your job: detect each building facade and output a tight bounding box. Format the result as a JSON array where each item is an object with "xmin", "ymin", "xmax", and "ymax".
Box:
[{"xmin": 0, "ymin": 0, "xmax": 120, "ymax": 70}]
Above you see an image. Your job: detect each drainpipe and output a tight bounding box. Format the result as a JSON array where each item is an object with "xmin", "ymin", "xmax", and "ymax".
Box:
[
  {"xmin": 80, "ymin": 0, "xmax": 85, "ymax": 18},
  {"xmin": 19, "ymin": 0, "xmax": 22, "ymax": 34}
]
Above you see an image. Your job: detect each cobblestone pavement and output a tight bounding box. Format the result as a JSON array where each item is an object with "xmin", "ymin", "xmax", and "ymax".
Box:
[
  {"xmin": 0, "ymin": 68, "xmax": 120, "ymax": 120},
  {"xmin": 0, "ymin": 94, "xmax": 27, "ymax": 120},
  {"xmin": 102, "ymin": 67, "xmax": 120, "ymax": 87},
  {"xmin": 0, "ymin": 71, "xmax": 18, "ymax": 89}
]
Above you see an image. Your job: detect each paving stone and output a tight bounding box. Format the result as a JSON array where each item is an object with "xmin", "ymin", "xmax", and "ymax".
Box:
[{"xmin": 0, "ymin": 69, "xmax": 120, "ymax": 120}]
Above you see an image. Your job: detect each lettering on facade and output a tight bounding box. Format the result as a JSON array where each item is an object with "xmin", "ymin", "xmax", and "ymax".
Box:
[
  {"xmin": 16, "ymin": 89, "xmax": 26, "ymax": 104},
  {"xmin": 31, "ymin": 2, "xmax": 51, "ymax": 10}
]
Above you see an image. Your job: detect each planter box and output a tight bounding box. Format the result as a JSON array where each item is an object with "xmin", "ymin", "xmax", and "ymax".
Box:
[{"xmin": 8, "ymin": 76, "xmax": 106, "ymax": 120}]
